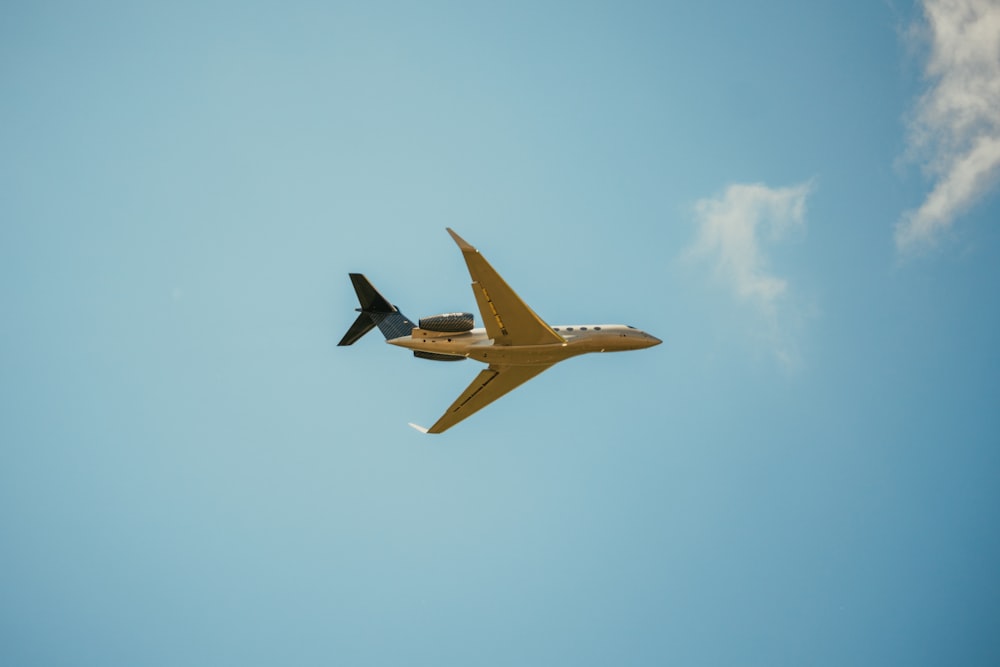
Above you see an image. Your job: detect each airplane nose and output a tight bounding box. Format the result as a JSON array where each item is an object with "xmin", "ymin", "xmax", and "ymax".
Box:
[{"xmin": 646, "ymin": 334, "xmax": 662, "ymax": 347}]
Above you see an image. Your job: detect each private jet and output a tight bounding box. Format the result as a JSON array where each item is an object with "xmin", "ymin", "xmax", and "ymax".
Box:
[{"xmin": 339, "ymin": 229, "xmax": 660, "ymax": 433}]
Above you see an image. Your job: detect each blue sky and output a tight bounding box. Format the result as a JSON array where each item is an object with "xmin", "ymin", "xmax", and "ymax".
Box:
[{"xmin": 2, "ymin": 1, "xmax": 999, "ymax": 665}]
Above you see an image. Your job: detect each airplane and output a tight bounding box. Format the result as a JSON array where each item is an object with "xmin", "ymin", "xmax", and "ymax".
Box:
[{"xmin": 338, "ymin": 228, "xmax": 661, "ymax": 434}]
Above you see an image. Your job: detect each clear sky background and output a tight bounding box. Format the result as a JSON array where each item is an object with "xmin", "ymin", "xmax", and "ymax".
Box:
[{"xmin": 3, "ymin": 1, "xmax": 999, "ymax": 665}]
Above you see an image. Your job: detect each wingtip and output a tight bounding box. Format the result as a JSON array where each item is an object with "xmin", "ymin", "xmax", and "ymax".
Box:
[
  {"xmin": 446, "ymin": 228, "xmax": 476, "ymax": 252},
  {"xmin": 408, "ymin": 422, "xmax": 430, "ymax": 434}
]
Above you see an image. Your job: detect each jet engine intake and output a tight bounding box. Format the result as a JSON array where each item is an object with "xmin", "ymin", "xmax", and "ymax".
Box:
[{"xmin": 418, "ymin": 312, "xmax": 474, "ymax": 332}]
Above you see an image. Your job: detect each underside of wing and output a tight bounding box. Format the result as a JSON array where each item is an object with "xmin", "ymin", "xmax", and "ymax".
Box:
[
  {"xmin": 426, "ymin": 364, "xmax": 553, "ymax": 434},
  {"xmin": 448, "ymin": 228, "xmax": 564, "ymax": 346}
]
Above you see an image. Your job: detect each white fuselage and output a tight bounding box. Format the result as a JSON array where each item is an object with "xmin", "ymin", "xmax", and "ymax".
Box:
[{"xmin": 389, "ymin": 324, "xmax": 661, "ymax": 365}]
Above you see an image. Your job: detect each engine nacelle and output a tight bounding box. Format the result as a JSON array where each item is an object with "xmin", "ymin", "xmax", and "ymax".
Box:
[
  {"xmin": 418, "ymin": 312, "xmax": 474, "ymax": 333},
  {"xmin": 414, "ymin": 350, "xmax": 466, "ymax": 362}
]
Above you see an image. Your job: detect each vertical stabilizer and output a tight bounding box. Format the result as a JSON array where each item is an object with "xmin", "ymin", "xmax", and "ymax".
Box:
[{"xmin": 338, "ymin": 274, "xmax": 415, "ymax": 345}]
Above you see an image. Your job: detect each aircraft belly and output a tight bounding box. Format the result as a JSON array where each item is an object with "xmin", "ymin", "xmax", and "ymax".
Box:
[{"xmin": 465, "ymin": 343, "xmax": 577, "ymax": 365}]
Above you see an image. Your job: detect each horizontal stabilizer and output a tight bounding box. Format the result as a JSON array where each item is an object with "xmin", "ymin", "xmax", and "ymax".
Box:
[{"xmin": 339, "ymin": 312, "xmax": 377, "ymax": 346}]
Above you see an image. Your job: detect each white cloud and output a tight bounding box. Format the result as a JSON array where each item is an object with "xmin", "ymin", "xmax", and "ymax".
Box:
[
  {"xmin": 685, "ymin": 181, "xmax": 814, "ymax": 368},
  {"xmin": 897, "ymin": 0, "xmax": 1000, "ymax": 253},
  {"xmin": 688, "ymin": 181, "xmax": 811, "ymax": 314}
]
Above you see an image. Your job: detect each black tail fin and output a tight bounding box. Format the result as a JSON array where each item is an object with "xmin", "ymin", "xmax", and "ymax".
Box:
[{"xmin": 338, "ymin": 274, "xmax": 416, "ymax": 345}]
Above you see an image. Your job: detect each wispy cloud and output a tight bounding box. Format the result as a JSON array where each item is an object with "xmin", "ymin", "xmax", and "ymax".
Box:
[
  {"xmin": 897, "ymin": 0, "xmax": 1000, "ymax": 253},
  {"xmin": 685, "ymin": 181, "xmax": 814, "ymax": 368}
]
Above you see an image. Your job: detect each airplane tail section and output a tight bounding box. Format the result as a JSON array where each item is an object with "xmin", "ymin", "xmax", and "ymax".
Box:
[{"xmin": 338, "ymin": 273, "xmax": 416, "ymax": 345}]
